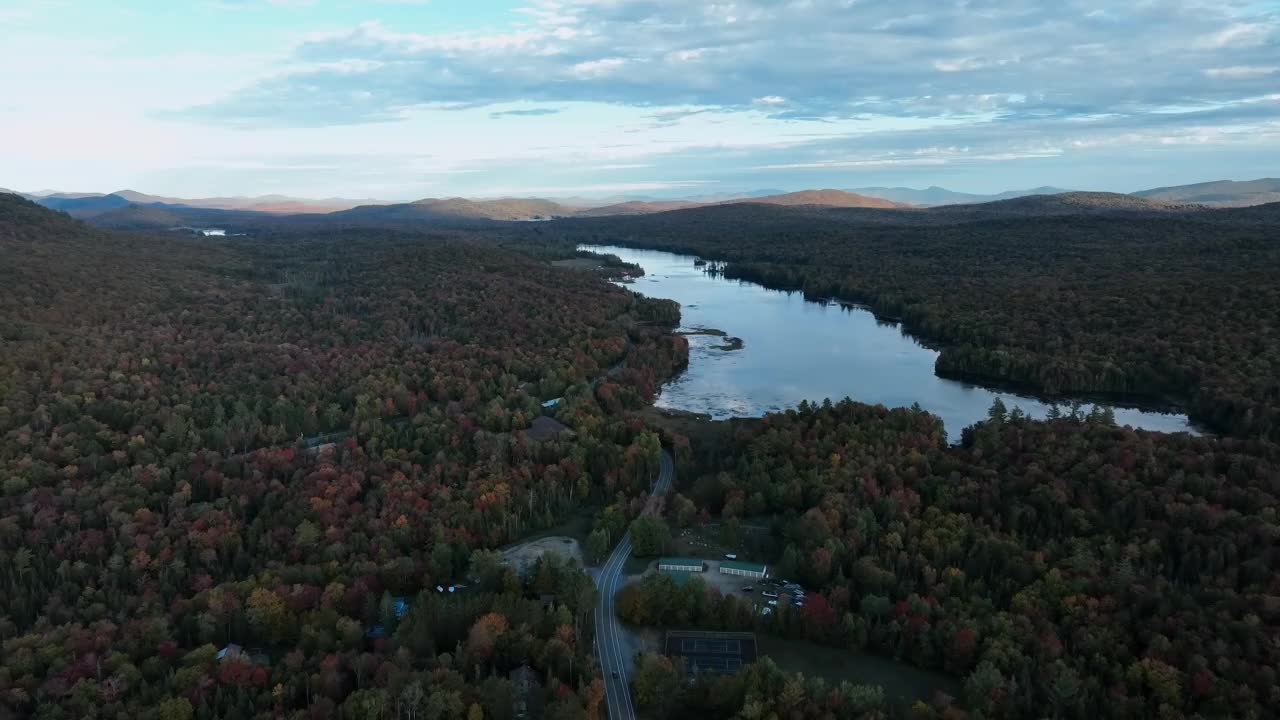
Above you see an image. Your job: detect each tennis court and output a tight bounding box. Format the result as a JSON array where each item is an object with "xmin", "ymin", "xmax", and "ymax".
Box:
[{"xmin": 665, "ymin": 630, "xmax": 758, "ymax": 677}]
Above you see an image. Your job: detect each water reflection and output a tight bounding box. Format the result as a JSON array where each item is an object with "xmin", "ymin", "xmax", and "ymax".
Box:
[{"xmin": 582, "ymin": 244, "xmax": 1199, "ymax": 438}]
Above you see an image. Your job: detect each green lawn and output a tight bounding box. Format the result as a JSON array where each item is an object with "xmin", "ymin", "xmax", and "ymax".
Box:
[{"xmin": 757, "ymin": 635, "xmax": 960, "ymax": 707}]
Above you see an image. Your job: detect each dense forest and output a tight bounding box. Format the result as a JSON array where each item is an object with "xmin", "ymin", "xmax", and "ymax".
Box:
[
  {"xmin": 618, "ymin": 400, "xmax": 1280, "ymax": 718},
  {"xmin": 0, "ymin": 194, "xmax": 691, "ymax": 719},
  {"xmin": 5, "ymin": 192, "xmax": 1280, "ymax": 719},
  {"xmin": 547, "ymin": 204, "xmax": 1280, "ymax": 441}
]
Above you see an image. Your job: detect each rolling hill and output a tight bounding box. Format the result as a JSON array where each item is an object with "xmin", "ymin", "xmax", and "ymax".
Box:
[
  {"xmin": 332, "ymin": 197, "xmax": 571, "ymax": 223},
  {"xmin": 32, "ymin": 193, "xmax": 133, "ymax": 216},
  {"xmin": 724, "ymin": 189, "xmax": 909, "ymax": 209},
  {"xmin": 575, "ymin": 200, "xmax": 703, "ymax": 217},
  {"xmin": 925, "ymin": 191, "xmax": 1204, "ymax": 217},
  {"xmin": 1132, "ymin": 178, "xmax": 1280, "ymax": 207}
]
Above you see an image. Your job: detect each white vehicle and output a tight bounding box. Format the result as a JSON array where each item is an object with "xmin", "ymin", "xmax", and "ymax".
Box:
[
  {"xmin": 435, "ymin": 585, "xmax": 444, "ymax": 593},
  {"xmin": 767, "ymin": 600, "xmax": 778, "ymax": 607},
  {"xmin": 761, "ymin": 591, "xmax": 779, "ymax": 599},
  {"xmin": 724, "ymin": 553, "xmax": 738, "ymax": 560}
]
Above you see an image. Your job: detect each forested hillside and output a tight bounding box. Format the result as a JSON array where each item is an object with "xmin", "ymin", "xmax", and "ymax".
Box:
[
  {"xmin": 549, "ymin": 206, "xmax": 1280, "ymax": 440},
  {"xmin": 624, "ymin": 400, "xmax": 1280, "ymax": 718},
  {"xmin": 6, "ymin": 191, "xmax": 1280, "ymax": 719},
  {"xmin": 0, "ymin": 195, "xmax": 688, "ymax": 719}
]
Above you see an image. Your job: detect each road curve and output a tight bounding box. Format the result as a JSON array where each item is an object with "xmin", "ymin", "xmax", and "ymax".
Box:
[{"xmin": 595, "ymin": 449, "xmax": 674, "ymax": 720}]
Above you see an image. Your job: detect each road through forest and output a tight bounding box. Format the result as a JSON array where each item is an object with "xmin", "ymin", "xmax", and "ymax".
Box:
[{"xmin": 594, "ymin": 449, "xmax": 673, "ymax": 720}]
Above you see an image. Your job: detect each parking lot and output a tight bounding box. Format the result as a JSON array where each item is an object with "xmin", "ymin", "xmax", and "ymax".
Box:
[{"xmin": 650, "ymin": 558, "xmax": 806, "ymax": 610}]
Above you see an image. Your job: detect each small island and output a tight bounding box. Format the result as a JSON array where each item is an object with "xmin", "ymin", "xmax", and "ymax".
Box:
[{"xmin": 677, "ymin": 326, "xmax": 744, "ymax": 351}]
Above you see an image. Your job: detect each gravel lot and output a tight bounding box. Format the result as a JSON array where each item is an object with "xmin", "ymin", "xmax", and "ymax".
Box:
[{"xmin": 500, "ymin": 535, "xmax": 584, "ymax": 573}]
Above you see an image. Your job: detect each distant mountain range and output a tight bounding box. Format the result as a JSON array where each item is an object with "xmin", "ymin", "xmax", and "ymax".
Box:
[
  {"xmin": 8, "ymin": 187, "xmax": 1279, "ymax": 239},
  {"xmin": 7, "ymin": 178, "xmax": 1277, "ymax": 228},
  {"xmin": 329, "ymin": 189, "xmax": 905, "ymax": 224},
  {"xmin": 14, "ymin": 189, "xmax": 386, "ymax": 216},
  {"xmin": 846, "ymin": 185, "xmax": 1071, "ymax": 206}
]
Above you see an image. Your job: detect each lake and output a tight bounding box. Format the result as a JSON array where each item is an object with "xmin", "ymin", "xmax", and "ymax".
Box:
[{"xmin": 582, "ymin": 244, "xmax": 1198, "ymax": 439}]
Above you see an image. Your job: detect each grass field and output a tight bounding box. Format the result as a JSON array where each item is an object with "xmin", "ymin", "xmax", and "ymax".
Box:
[{"xmin": 757, "ymin": 635, "xmax": 960, "ymax": 707}]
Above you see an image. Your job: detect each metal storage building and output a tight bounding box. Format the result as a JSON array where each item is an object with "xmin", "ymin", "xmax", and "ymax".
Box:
[
  {"xmin": 719, "ymin": 560, "xmax": 768, "ymax": 579},
  {"xmin": 658, "ymin": 557, "xmax": 706, "ymax": 573}
]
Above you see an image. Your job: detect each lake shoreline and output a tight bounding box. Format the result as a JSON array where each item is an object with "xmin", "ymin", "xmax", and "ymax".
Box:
[{"xmin": 582, "ymin": 243, "xmax": 1199, "ymax": 437}]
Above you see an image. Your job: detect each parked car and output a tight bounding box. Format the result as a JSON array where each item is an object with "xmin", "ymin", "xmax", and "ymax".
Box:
[
  {"xmin": 724, "ymin": 553, "xmax": 738, "ymax": 560},
  {"xmin": 741, "ymin": 586, "xmax": 754, "ymax": 592},
  {"xmin": 762, "ymin": 591, "xmax": 778, "ymax": 598},
  {"xmin": 767, "ymin": 600, "xmax": 778, "ymax": 607}
]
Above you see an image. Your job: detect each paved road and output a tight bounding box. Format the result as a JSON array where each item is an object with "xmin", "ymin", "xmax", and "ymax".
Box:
[{"xmin": 595, "ymin": 449, "xmax": 674, "ymax": 720}]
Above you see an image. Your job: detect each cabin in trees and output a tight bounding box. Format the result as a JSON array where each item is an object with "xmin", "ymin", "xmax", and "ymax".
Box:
[
  {"xmin": 719, "ymin": 560, "xmax": 768, "ymax": 579},
  {"xmin": 659, "ymin": 557, "xmax": 706, "ymax": 572},
  {"xmin": 526, "ymin": 416, "xmax": 574, "ymax": 442},
  {"xmin": 217, "ymin": 644, "xmax": 270, "ymax": 666},
  {"xmin": 217, "ymin": 644, "xmax": 245, "ymax": 662}
]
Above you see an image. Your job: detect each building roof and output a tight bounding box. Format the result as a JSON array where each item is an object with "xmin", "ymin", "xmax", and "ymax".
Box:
[
  {"xmin": 658, "ymin": 557, "xmax": 706, "ymax": 567},
  {"xmin": 721, "ymin": 560, "xmax": 768, "ymax": 574},
  {"xmin": 526, "ymin": 415, "xmax": 573, "ymax": 442},
  {"xmin": 660, "ymin": 569, "xmax": 701, "ymax": 586},
  {"xmin": 216, "ymin": 644, "xmax": 242, "ymax": 660}
]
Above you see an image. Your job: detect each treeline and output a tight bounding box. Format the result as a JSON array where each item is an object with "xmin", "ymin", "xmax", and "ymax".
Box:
[
  {"xmin": 632, "ymin": 651, "xmax": 892, "ymax": 719},
  {"xmin": 0, "ymin": 196, "xmax": 689, "ymax": 718},
  {"xmin": 638, "ymin": 399, "xmax": 1279, "ymax": 718},
  {"xmin": 548, "ymin": 209, "xmax": 1280, "ymax": 441}
]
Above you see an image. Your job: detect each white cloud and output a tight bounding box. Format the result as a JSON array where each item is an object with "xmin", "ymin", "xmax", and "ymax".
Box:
[
  {"xmin": 1205, "ymin": 66, "xmax": 1278, "ymax": 79},
  {"xmin": 571, "ymin": 57, "xmax": 629, "ymax": 78},
  {"xmin": 1196, "ymin": 22, "xmax": 1274, "ymax": 49},
  {"xmin": 7, "ymin": 0, "xmax": 1280, "ymax": 197},
  {"xmin": 179, "ymin": 0, "xmax": 1280, "ymax": 129}
]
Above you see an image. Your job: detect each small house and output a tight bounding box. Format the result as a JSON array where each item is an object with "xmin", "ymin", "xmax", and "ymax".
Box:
[{"xmin": 217, "ymin": 644, "xmax": 245, "ymax": 662}]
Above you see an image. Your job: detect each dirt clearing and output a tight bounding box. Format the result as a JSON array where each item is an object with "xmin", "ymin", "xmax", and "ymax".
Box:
[{"xmin": 500, "ymin": 535, "xmax": 585, "ymax": 572}]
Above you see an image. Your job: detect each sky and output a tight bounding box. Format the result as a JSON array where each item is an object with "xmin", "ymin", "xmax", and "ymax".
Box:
[{"xmin": 1, "ymin": 0, "xmax": 1278, "ymax": 200}]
